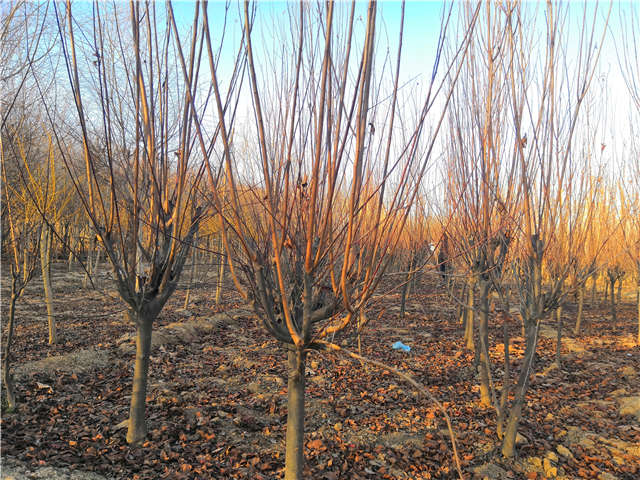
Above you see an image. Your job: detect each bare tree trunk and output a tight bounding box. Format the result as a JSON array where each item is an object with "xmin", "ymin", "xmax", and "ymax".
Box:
[
  {"xmin": 207, "ymin": 235, "xmax": 214, "ymax": 265},
  {"xmin": 2, "ymin": 281, "xmax": 19, "ymax": 411},
  {"xmin": 356, "ymin": 311, "xmax": 369, "ymax": 373},
  {"xmin": 184, "ymin": 233, "xmax": 198, "ymax": 309},
  {"xmin": 61, "ymin": 223, "xmax": 70, "ymax": 262},
  {"xmin": 82, "ymin": 235, "xmax": 94, "ymax": 289},
  {"xmin": 591, "ymin": 272, "xmax": 597, "ymax": 305},
  {"xmin": 40, "ymin": 224, "xmax": 56, "ymax": 345},
  {"xmin": 496, "ymin": 316, "xmax": 510, "ymax": 438},
  {"xmin": 400, "ymin": 256, "xmax": 412, "ymax": 318},
  {"xmin": 126, "ymin": 312, "xmax": 155, "ymax": 446},
  {"xmin": 67, "ymin": 228, "xmax": 75, "ymax": 272},
  {"xmin": 617, "ymin": 277, "xmax": 623, "ymax": 303},
  {"xmin": 464, "ymin": 277, "xmax": 475, "ymax": 351},
  {"xmin": 458, "ymin": 282, "xmax": 468, "ymax": 325},
  {"xmin": 555, "ymin": 305, "xmax": 563, "ymax": 367},
  {"xmin": 409, "ymin": 252, "xmax": 420, "ymax": 295},
  {"xmin": 636, "ymin": 264, "xmax": 640, "ymax": 345},
  {"xmin": 22, "ymin": 248, "xmax": 29, "ymax": 284},
  {"xmin": 215, "ymin": 234, "xmax": 225, "ymax": 305},
  {"xmin": 610, "ymin": 277, "xmax": 617, "ymax": 324},
  {"xmin": 502, "ymin": 320, "xmax": 539, "ymax": 458},
  {"xmin": 574, "ymin": 284, "xmax": 584, "ymax": 335},
  {"xmin": 285, "ymin": 348, "xmax": 306, "ymax": 480},
  {"xmin": 93, "ymin": 244, "xmax": 102, "ymax": 277},
  {"xmin": 477, "ymin": 278, "xmax": 491, "ymax": 407},
  {"xmin": 637, "ymin": 278, "xmax": 640, "ymax": 345}
]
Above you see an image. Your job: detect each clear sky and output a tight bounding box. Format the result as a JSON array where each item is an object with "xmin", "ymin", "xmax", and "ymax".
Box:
[
  {"xmin": 168, "ymin": 1, "xmax": 452, "ymax": 98},
  {"xmin": 56, "ymin": 0, "xmax": 637, "ymax": 183},
  {"xmin": 168, "ymin": 1, "xmax": 632, "ymax": 114},
  {"xmin": 169, "ymin": 1, "xmax": 458, "ymax": 87}
]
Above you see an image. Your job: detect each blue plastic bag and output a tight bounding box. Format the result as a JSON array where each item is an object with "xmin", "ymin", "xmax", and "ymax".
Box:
[{"xmin": 392, "ymin": 341, "xmax": 411, "ymax": 352}]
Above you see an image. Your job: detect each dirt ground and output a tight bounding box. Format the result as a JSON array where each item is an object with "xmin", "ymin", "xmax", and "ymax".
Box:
[{"xmin": 1, "ymin": 261, "xmax": 639, "ymax": 479}]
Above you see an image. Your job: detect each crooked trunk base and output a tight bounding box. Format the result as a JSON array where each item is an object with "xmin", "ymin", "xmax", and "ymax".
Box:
[
  {"xmin": 501, "ymin": 402, "xmax": 522, "ymax": 458},
  {"xmin": 502, "ymin": 321, "xmax": 539, "ymax": 458}
]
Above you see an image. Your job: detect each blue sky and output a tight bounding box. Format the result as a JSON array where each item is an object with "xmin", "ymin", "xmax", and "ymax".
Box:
[
  {"xmin": 170, "ymin": 1, "xmax": 459, "ymax": 138},
  {"xmin": 169, "ymin": 1, "xmax": 454, "ymax": 86},
  {"xmin": 59, "ymin": 0, "xmax": 637, "ymax": 181},
  {"xmin": 167, "ymin": 1, "xmax": 629, "ymax": 105},
  {"xmin": 158, "ymin": 1, "xmax": 637, "ymax": 181}
]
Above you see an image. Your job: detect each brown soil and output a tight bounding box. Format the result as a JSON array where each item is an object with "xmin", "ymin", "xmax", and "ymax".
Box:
[{"xmin": 1, "ymin": 262, "xmax": 639, "ymax": 479}]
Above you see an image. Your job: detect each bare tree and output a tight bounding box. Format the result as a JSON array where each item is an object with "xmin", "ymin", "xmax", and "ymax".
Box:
[
  {"xmin": 397, "ymin": 196, "xmax": 436, "ymax": 319},
  {"xmin": 600, "ymin": 186, "xmax": 626, "ymax": 326},
  {"xmin": 49, "ymin": 0, "xmax": 241, "ymax": 445},
  {"xmin": 616, "ymin": 2, "xmax": 640, "ymax": 343},
  {"xmin": 1, "ymin": 124, "xmax": 45, "ymax": 410},
  {"xmin": 1, "ymin": 1, "xmax": 56, "ymax": 132},
  {"xmin": 620, "ymin": 152, "xmax": 640, "ymax": 344},
  {"xmin": 500, "ymin": 0, "xmax": 610, "ymax": 457},
  {"xmin": 193, "ymin": 1, "xmax": 479, "ymax": 478},
  {"xmin": 570, "ymin": 96, "xmax": 609, "ymax": 336},
  {"xmin": 445, "ymin": 0, "xmax": 519, "ymax": 411},
  {"xmin": 2, "ymin": 2, "xmax": 74, "ymax": 352}
]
